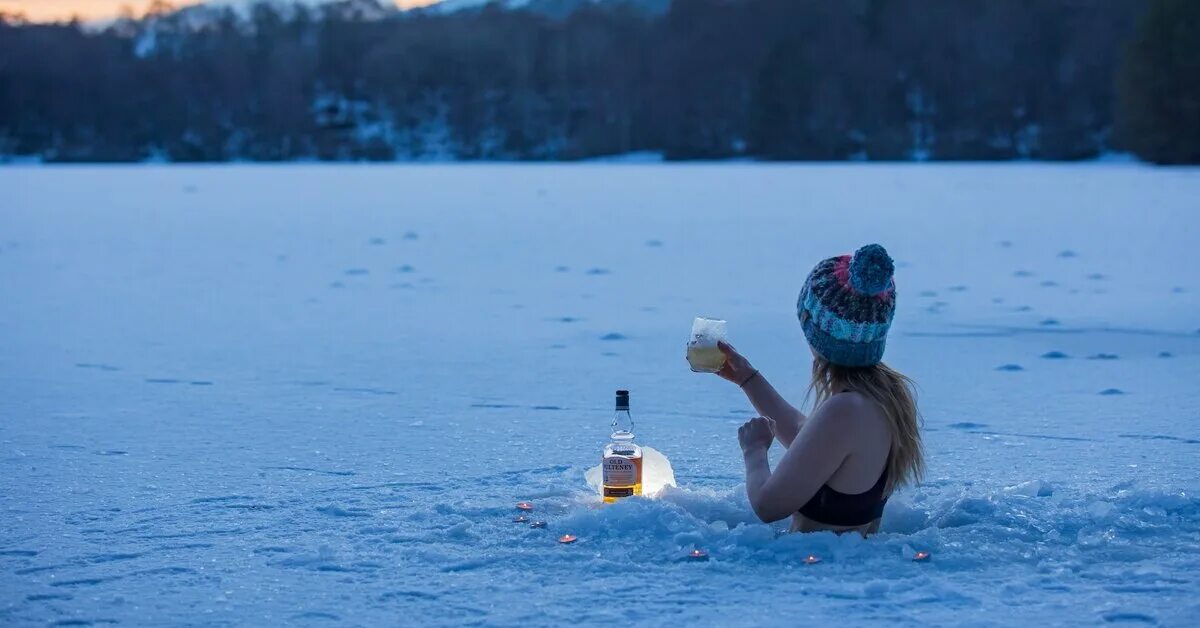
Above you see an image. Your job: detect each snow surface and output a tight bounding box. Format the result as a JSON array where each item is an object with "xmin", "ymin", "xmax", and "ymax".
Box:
[{"xmin": 1, "ymin": 163, "xmax": 1199, "ymax": 625}]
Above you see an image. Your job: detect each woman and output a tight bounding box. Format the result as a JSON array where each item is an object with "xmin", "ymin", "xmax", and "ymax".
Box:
[{"xmin": 717, "ymin": 244, "xmax": 923, "ymax": 535}]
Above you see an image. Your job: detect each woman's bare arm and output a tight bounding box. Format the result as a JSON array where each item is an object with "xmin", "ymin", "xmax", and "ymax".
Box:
[
  {"xmin": 739, "ymin": 397, "xmax": 855, "ymax": 523},
  {"xmin": 717, "ymin": 342, "xmax": 807, "ymax": 448},
  {"xmin": 740, "ymin": 372, "xmax": 806, "ymax": 448}
]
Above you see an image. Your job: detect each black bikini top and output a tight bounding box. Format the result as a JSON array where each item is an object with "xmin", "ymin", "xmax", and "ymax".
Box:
[{"xmin": 797, "ymin": 455, "xmax": 890, "ymax": 527}]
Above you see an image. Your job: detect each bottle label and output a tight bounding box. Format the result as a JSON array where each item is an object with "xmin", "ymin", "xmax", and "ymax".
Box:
[
  {"xmin": 604, "ymin": 486, "xmax": 634, "ymax": 498},
  {"xmin": 602, "ymin": 456, "xmax": 637, "ymax": 486}
]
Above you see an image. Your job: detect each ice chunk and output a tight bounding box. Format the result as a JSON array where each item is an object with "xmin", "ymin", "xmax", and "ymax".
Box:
[
  {"xmin": 1088, "ymin": 501, "xmax": 1117, "ymax": 521},
  {"xmin": 584, "ymin": 445, "xmax": 676, "ymax": 497},
  {"xmin": 1003, "ymin": 480, "xmax": 1052, "ymax": 497}
]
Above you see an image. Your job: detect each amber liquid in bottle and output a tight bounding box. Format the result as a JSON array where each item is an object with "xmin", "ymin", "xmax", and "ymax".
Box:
[{"xmin": 602, "ymin": 390, "xmax": 643, "ymax": 503}]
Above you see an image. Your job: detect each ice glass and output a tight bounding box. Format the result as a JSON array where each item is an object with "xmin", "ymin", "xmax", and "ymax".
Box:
[{"xmin": 687, "ymin": 317, "xmax": 727, "ymax": 373}]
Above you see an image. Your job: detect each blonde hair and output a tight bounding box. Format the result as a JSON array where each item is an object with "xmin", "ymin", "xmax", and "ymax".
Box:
[{"xmin": 807, "ymin": 358, "xmax": 924, "ymax": 494}]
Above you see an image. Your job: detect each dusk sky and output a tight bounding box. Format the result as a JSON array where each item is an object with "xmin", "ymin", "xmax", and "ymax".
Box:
[{"xmin": 0, "ymin": 0, "xmax": 438, "ymax": 22}]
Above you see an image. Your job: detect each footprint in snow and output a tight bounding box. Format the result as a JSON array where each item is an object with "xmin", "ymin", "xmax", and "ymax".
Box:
[{"xmin": 996, "ymin": 364, "xmax": 1025, "ymax": 372}]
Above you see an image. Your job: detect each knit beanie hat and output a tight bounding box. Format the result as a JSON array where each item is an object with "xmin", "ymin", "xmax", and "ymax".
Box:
[{"xmin": 797, "ymin": 244, "xmax": 896, "ymax": 367}]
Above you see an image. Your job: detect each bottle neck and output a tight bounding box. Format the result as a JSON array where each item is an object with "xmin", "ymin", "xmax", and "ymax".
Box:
[{"xmin": 611, "ymin": 408, "xmax": 634, "ymax": 440}]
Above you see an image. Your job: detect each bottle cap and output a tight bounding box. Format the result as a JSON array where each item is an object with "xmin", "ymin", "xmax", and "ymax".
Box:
[{"xmin": 615, "ymin": 390, "xmax": 630, "ymax": 410}]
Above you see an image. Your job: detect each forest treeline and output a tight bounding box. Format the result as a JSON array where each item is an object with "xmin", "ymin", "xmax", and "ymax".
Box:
[{"xmin": 1, "ymin": 0, "xmax": 1197, "ymax": 163}]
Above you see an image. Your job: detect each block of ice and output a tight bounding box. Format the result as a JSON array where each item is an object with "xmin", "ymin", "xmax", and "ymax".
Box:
[{"xmin": 585, "ymin": 445, "xmax": 676, "ymax": 497}]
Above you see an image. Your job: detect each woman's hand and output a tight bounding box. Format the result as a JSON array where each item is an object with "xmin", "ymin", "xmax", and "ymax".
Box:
[
  {"xmin": 716, "ymin": 341, "xmax": 757, "ymax": 386},
  {"xmin": 738, "ymin": 416, "xmax": 775, "ymax": 454}
]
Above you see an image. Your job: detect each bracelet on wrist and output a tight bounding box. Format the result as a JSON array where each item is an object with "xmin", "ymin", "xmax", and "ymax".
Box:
[{"xmin": 739, "ymin": 370, "xmax": 760, "ymax": 387}]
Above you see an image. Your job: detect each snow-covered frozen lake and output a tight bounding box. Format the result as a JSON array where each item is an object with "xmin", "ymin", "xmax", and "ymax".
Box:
[{"xmin": 2, "ymin": 164, "xmax": 1199, "ymax": 626}]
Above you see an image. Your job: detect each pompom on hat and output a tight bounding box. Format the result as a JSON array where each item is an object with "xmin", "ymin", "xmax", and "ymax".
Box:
[{"xmin": 797, "ymin": 244, "xmax": 896, "ymax": 367}]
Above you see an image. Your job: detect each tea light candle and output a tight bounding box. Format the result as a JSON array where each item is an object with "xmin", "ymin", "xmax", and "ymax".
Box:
[
  {"xmin": 558, "ymin": 534, "xmax": 577, "ymax": 544},
  {"xmin": 515, "ymin": 502, "xmax": 533, "ymax": 511},
  {"xmin": 512, "ymin": 515, "xmax": 529, "ymax": 523},
  {"xmin": 912, "ymin": 551, "xmax": 931, "ymax": 562},
  {"xmin": 687, "ymin": 549, "xmax": 709, "ymax": 561},
  {"xmin": 529, "ymin": 521, "xmax": 547, "ymax": 529},
  {"xmin": 804, "ymin": 554, "xmax": 822, "ymax": 565}
]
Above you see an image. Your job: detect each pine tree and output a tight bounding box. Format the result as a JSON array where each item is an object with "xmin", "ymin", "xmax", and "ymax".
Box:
[{"xmin": 1117, "ymin": 0, "xmax": 1200, "ymax": 164}]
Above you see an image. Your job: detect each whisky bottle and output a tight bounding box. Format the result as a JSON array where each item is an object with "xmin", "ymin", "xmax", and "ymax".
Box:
[{"xmin": 602, "ymin": 390, "xmax": 643, "ymax": 503}]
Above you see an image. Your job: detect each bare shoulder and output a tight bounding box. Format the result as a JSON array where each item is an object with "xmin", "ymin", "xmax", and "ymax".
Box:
[{"xmin": 809, "ymin": 391, "xmax": 886, "ymax": 433}]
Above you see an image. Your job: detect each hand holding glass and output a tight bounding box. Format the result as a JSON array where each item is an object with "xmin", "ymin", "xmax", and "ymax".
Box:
[{"xmin": 687, "ymin": 317, "xmax": 727, "ymax": 373}]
